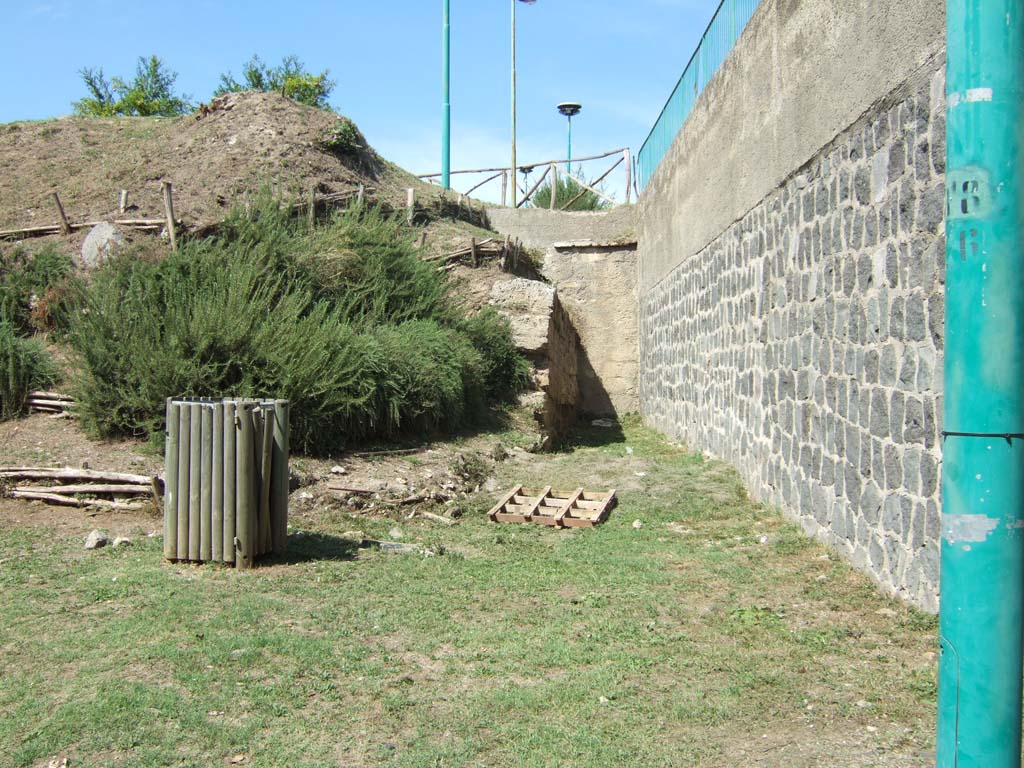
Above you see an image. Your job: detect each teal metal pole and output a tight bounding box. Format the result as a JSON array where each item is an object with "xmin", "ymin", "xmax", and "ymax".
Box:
[
  {"xmin": 441, "ymin": 0, "xmax": 451, "ymax": 190},
  {"xmin": 937, "ymin": 1, "xmax": 1024, "ymax": 765},
  {"xmin": 566, "ymin": 115, "xmax": 572, "ymax": 176}
]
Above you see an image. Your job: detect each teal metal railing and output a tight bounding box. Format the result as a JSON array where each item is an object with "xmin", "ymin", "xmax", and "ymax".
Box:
[{"xmin": 636, "ymin": 0, "xmax": 762, "ymax": 190}]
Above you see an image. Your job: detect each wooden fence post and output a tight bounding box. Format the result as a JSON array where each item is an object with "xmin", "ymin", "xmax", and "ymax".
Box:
[
  {"xmin": 406, "ymin": 188, "xmax": 415, "ymax": 224},
  {"xmin": 163, "ymin": 399, "xmax": 179, "ymax": 561},
  {"xmin": 119, "ymin": 190, "xmax": 129, "ymax": 215},
  {"xmin": 51, "ymin": 192, "xmax": 70, "ymax": 235},
  {"xmin": 550, "ymin": 163, "xmax": 558, "ymax": 210},
  {"xmin": 501, "ymin": 170, "xmax": 508, "ymax": 207},
  {"xmin": 624, "ymin": 149, "xmax": 632, "ymax": 205},
  {"xmin": 161, "ymin": 181, "xmax": 178, "ymax": 251}
]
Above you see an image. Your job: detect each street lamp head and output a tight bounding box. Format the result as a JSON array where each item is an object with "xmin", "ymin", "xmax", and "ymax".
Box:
[{"xmin": 557, "ymin": 102, "xmax": 582, "ymax": 117}]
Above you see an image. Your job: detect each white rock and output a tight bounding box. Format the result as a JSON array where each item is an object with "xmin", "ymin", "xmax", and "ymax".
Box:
[
  {"xmin": 112, "ymin": 536, "xmax": 132, "ymax": 548},
  {"xmin": 632, "ymin": 520, "xmax": 644, "ymax": 530},
  {"xmin": 388, "ymin": 527, "xmax": 403, "ymax": 540},
  {"xmin": 84, "ymin": 530, "xmax": 108, "ymax": 550},
  {"xmin": 598, "ymin": 696, "xmax": 610, "ymax": 705},
  {"xmin": 81, "ymin": 223, "xmax": 125, "ymax": 268},
  {"xmin": 330, "ymin": 465, "xmax": 346, "ymax": 475}
]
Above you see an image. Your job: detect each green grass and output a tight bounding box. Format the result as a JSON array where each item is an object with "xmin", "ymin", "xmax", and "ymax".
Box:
[{"xmin": 0, "ymin": 418, "xmax": 938, "ymax": 767}]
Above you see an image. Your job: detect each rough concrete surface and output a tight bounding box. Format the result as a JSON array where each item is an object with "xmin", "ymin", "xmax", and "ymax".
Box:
[
  {"xmin": 489, "ymin": 207, "xmax": 640, "ymax": 417},
  {"xmin": 486, "ymin": 206, "xmax": 636, "ymax": 251},
  {"xmin": 638, "ymin": 0, "xmax": 945, "ymax": 294},
  {"xmin": 488, "ymin": 277, "xmax": 555, "ymax": 356},
  {"xmin": 543, "ymin": 244, "xmax": 639, "ymax": 416}
]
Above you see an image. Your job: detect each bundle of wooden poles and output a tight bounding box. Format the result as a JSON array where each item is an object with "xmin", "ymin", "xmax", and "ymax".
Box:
[
  {"xmin": 163, "ymin": 398, "xmax": 290, "ymax": 569},
  {"xmin": 423, "ymin": 236, "xmax": 524, "ymax": 271},
  {"xmin": 26, "ymin": 390, "xmax": 74, "ymax": 418},
  {"xmin": 0, "ymin": 466, "xmax": 160, "ymax": 510}
]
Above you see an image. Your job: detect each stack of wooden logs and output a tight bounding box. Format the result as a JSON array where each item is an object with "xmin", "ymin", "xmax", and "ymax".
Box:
[
  {"xmin": 26, "ymin": 391, "xmax": 74, "ymax": 419},
  {"xmin": 424, "ymin": 236, "xmax": 525, "ymax": 272},
  {"xmin": 0, "ymin": 466, "xmax": 160, "ymax": 511}
]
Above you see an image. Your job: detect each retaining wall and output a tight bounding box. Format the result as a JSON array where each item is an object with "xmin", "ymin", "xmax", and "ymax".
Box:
[{"xmin": 637, "ymin": 0, "xmax": 946, "ymax": 610}]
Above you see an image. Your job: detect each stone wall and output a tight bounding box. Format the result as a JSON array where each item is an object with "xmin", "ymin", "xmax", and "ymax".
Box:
[
  {"xmin": 639, "ymin": 54, "xmax": 946, "ymax": 611},
  {"xmin": 488, "ymin": 207, "xmax": 640, "ymax": 417}
]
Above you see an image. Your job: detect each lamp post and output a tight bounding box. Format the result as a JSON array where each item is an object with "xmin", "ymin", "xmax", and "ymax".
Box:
[
  {"xmin": 511, "ymin": 0, "xmax": 536, "ymax": 208},
  {"xmin": 557, "ymin": 102, "xmax": 581, "ymax": 176},
  {"xmin": 441, "ymin": 0, "xmax": 451, "ymax": 190}
]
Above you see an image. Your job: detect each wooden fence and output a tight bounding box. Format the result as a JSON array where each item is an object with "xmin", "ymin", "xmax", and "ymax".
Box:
[{"xmin": 419, "ymin": 147, "xmax": 636, "ymax": 209}]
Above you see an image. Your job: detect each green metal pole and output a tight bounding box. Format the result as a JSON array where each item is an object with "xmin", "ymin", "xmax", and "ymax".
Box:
[
  {"xmin": 566, "ymin": 115, "xmax": 572, "ymax": 176},
  {"xmin": 510, "ymin": 0, "xmax": 517, "ymax": 208},
  {"xmin": 441, "ymin": 0, "xmax": 451, "ymax": 190},
  {"xmin": 937, "ymin": 1, "xmax": 1024, "ymax": 765}
]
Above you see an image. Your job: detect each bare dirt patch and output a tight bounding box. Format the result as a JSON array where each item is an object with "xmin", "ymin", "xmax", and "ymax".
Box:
[{"xmin": 0, "ymin": 92, "xmax": 436, "ymax": 235}]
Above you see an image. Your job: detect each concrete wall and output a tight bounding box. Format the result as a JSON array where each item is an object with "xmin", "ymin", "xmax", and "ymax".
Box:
[
  {"xmin": 486, "ymin": 206, "xmax": 636, "ymax": 251},
  {"xmin": 640, "ymin": 0, "xmax": 945, "ymax": 295},
  {"xmin": 489, "ymin": 207, "xmax": 640, "ymax": 416},
  {"xmin": 543, "ymin": 244, "xmax": 639, "ymax": 416},
  {"xmin": 637, "ymin": 0, "xmax": 946, "ymax": 610}
]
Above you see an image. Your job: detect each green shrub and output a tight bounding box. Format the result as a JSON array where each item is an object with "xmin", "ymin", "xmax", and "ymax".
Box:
[
  {"xmin": 69, "ymin": 197, "xmax": 528, "ymax": 454},
  {"xmin": 305, "ymin": 205, "xmax": 455, "ymax": 327},
  {"xmin": 459, "ymin": 308, "xmax": 531, "ymax": 403},
  {"xmin": 318, "ymin": 118, "xmax": 366, "ymax": 157},
  {"xmin": 216, "ymin": 55, "xmax": 335, "ymax": 110},
  {"xmin": 0, "ymin": 244, "xmax": 79, "ymax": 336},
  {"xmin": 0, "ymin": 322, "xmax": 56, "ymax": 420},
  {"xmin": 370, "ymin": 321, "xmax": 485, "ymax": 434},
  {"xmin": 530, "ymin": 168, "xmax": 611, "ymax": 211},
  {"xmin": 73, "ymin": 56, "xmax": 192, "ymax": 117}
]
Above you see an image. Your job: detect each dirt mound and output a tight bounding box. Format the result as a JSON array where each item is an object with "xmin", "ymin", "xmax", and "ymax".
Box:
[{"xmin": 0, "ymin": 92, "xmax": 429, "ymax": 232}]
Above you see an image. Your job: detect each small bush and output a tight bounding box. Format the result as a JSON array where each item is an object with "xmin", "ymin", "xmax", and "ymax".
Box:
[
  {"xmin": 318, "ymin": 118, "xmax": 366, "ymax": 157},
  {"xmin": 0, "ymin": 322, "xmax": 56, "ymax": 420},
  {"xmin": 530, "ymin": 168, "xmax": 611, "ymax": 211},
  {"xmin": 0, "ymin": 244, "xmax": 79, "ymax": 336}
]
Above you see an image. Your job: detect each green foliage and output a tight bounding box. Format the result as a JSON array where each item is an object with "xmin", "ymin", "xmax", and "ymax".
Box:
[
  {"xmin": 216, "ymin": 55, "xmax": 335, "ymax": 109},
  {"xmin": 73, "ymin": 56, "xmax": 192, "ymax": 117},
  {"xmin": 0, "ymin": 321, "xmax": 56, "ymax": 420},
  {"xmin": 530, "ymin": 167, "xmax": 611, "ymax": 211},
  {"xmin": 304, "ymin": 205, "xmax": 455, "ymax": 327},
  {"xmin": 317, "ymin": 118, "xmax": 365, "ymax": 156},
  {"xmin": 458, "ymin": 308, "xmax": 531, "ymax": 403},
  {"xmin": 0, "ymin": 244, "xmax": 80, "ymax": 336},
  {"xmin": 69, "ymin": 196, "xmax": 527, "ymax": 454}
]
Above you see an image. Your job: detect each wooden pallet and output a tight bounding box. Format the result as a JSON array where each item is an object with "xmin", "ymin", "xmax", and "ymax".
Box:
[{"xmin": 487, "ymin": 486, "xmax": 616, "ymax": 528}]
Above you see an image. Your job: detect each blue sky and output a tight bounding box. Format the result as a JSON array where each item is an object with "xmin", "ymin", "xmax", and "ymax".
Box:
[{"xmin": 0, "ymin": 0, "xmax": 716, "ymax": 202}]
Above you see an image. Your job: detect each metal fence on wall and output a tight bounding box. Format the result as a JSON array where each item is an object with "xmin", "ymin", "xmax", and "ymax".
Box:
[{"xmin": 636, "ymin": 0, "xmax": 762, "ymax": 190}]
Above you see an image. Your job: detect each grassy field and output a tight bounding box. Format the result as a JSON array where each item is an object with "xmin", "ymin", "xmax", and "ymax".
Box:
[{"xmin": 0, "ymin": 418, "xmax": 938, "ymax": 767}]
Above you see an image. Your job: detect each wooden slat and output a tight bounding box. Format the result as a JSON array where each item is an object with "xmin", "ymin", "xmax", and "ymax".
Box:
[
  {"xmin": 522, "ymin": 486, "xmax": 551, "ymax": 520},
  {"xmin": 554, "ymin": 488, "xmax": 584, "ymax": 526},
  {"xmin": 487, "ymin": 485, "xmax": 522, "ymax": 521}
]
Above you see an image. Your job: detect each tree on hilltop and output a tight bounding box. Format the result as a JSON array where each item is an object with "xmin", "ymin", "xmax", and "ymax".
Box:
[
  {"xmin": 73, "ymin": 55, "xmax": 192, "ymax": 117},
  {"xmin": 215, "ymin": 55, "xmax": 335, "ymax": 110}
]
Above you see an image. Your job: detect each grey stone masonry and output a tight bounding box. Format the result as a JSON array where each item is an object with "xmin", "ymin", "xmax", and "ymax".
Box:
[{"xmin": 639, "ymin": 59, "xmax": 946, "ymax": 612}]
